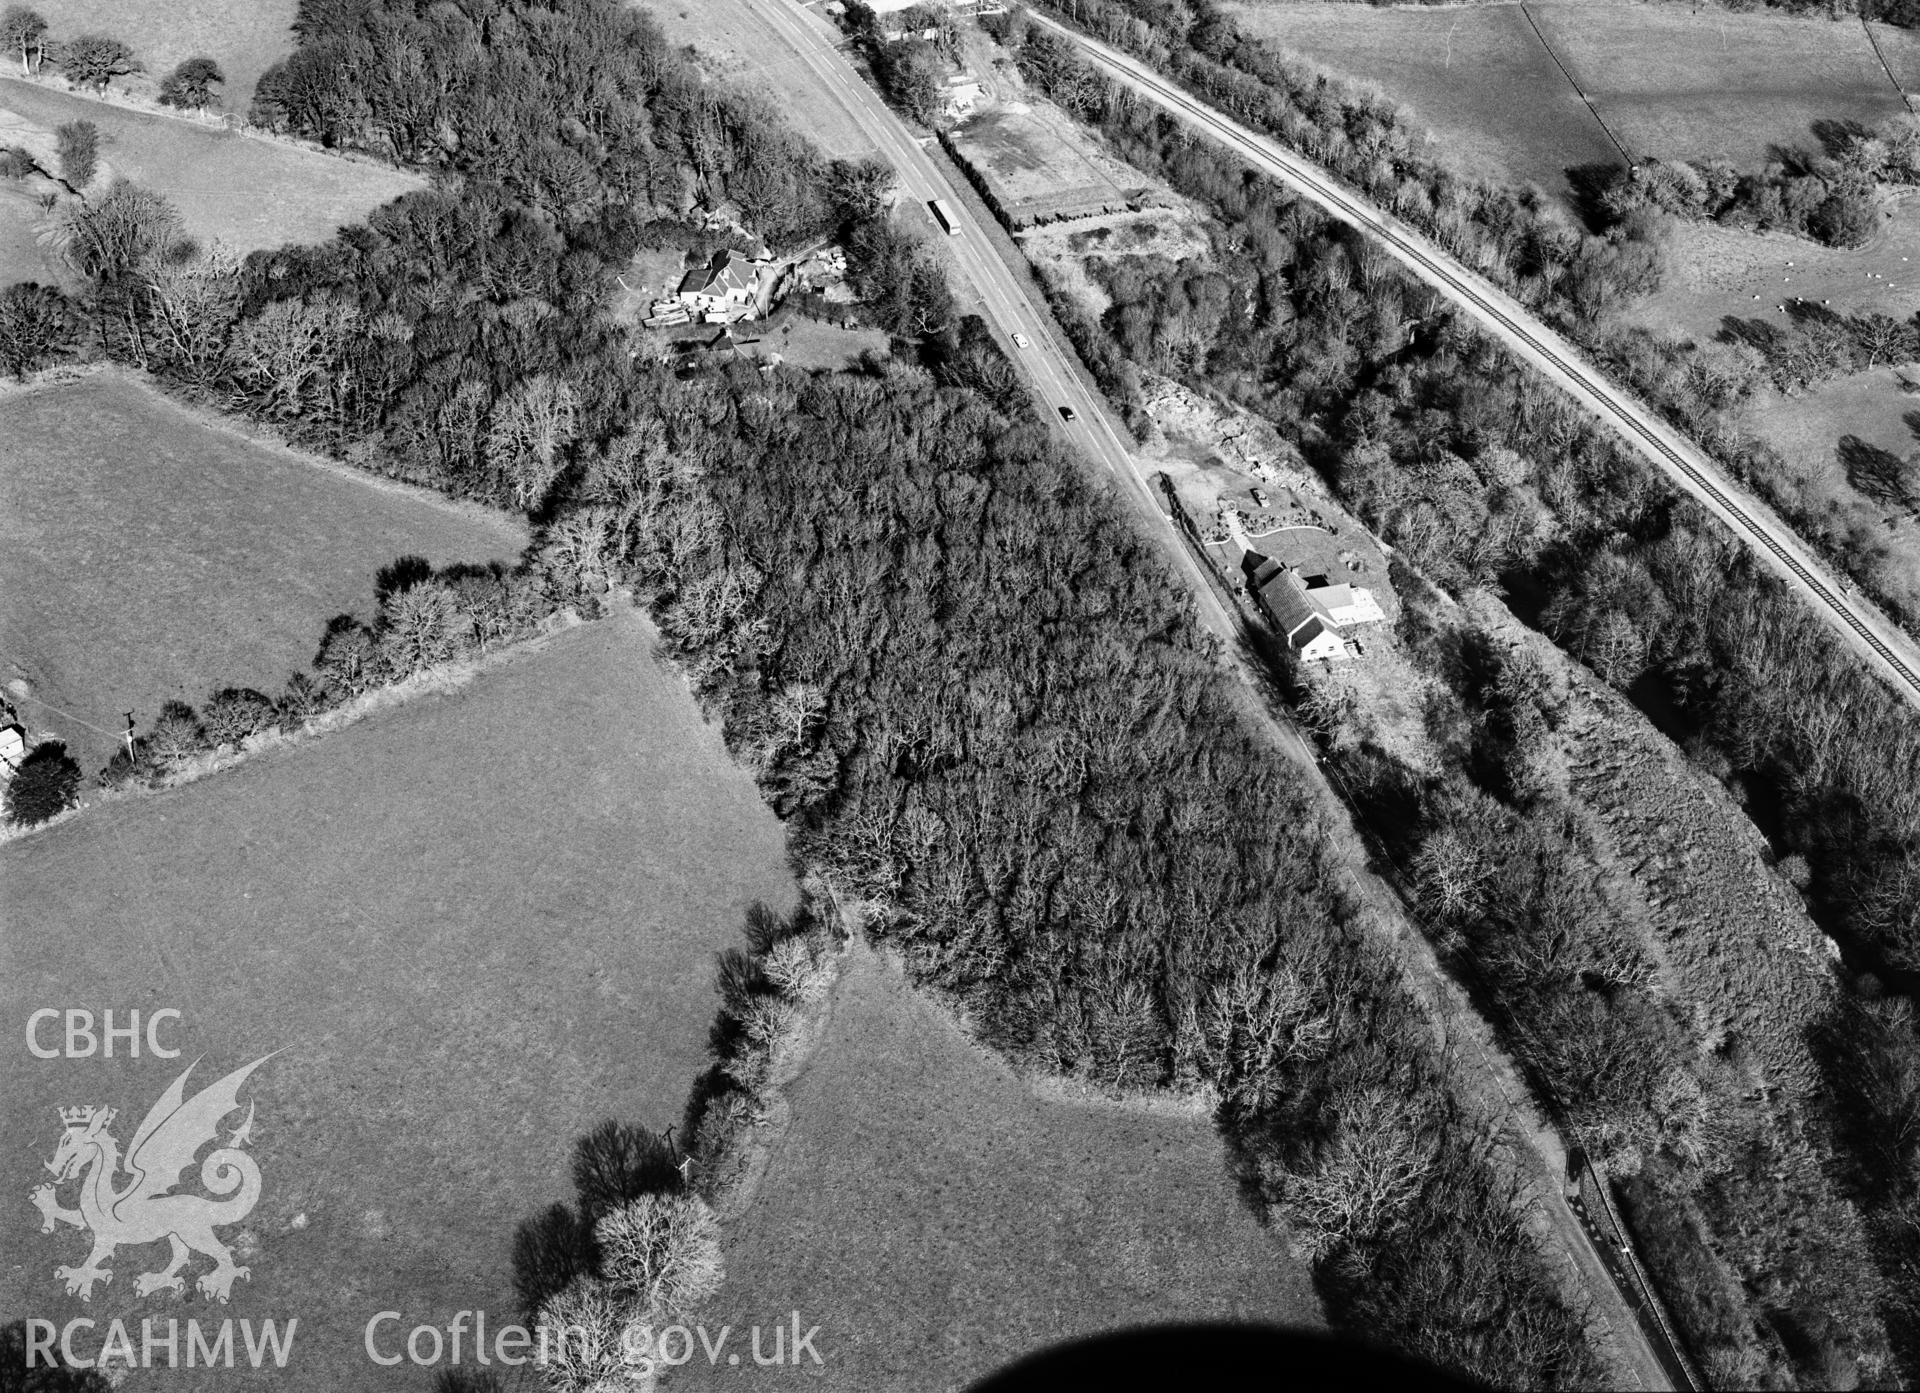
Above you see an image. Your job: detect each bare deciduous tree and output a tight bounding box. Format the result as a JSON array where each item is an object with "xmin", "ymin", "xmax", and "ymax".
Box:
[
  {"xmin": 1410, "ymin": 826, "xmax": 1491, "ymax": 925},
  {"xmin": 1200, "ymin": 941, "xmax": 1335, "ymax": 1111},
  {"xmin": 762, "ymin": 933, "xmax": 834, "ymax": 1004},
  {"xmin": 435, "ymin": 379, "xmax": 491, "ymax": 478},
  {"xmin": 1, "ymin": 6, "xmax": 45, "ymax": 76},
  {"xmin": 545, "ymin": 506, "xmax": 620, "ymax": 593},
  {"xmin": 769, "ymin": 682, "xmax": 827, "ymax": 751},
  {"xmin": 54, "ymin": 120, "xmax": 97, "ymax": 190},
  {"xmin": 1280, "ymin": 1088, "xmax": 1439, "ymax": 1261},
  {"xmin": 158, "ymin": 56, "xmax": 224, "ymax": 111},
  {"xmin": 594, "ymin": 1194, "xmax": 724, "ymax": 1321},
  {"xmin": 486, "ymin": 374, "xmax": 578, "ymax": 510},
  {"xmin": 379, "ymin": 582, "xmax": 472, "ymax": 676},
  {"xmin": 142, "ymin": 242, "xmax": 240, "ymax": 383},
  {"xmin": 226, "ymin": 295, "xmax": 359, "ymax": 417},
  {"xmin": 532, "ymin": 1279, "xmax": 634, "ymax": 1393},
  {"xmin": 63, "ymin": 180, "xmax": 182, "ymax": 282}
]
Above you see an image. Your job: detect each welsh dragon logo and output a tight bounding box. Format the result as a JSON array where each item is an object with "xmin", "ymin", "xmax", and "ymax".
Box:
[{"xmin": 29, "ymin": 1056, "xmax": 272, "ymax": 1302}]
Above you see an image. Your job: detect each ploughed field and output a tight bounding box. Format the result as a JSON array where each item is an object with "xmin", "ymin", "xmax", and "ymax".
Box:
[
  {"xmin": 682, "ymin": 942, "xmax": 1322, "ymax": 1390},
  {"xmin": 0, "ymin": 373, "xmax": 523, "ymax": 772},
  {"xmin": 0, "ymin": 608, "xmax": 797, "ymax": 1390},
  {"xmin": 1224, "ymin": 2, "xmax": 1920, "ymax": 201}
]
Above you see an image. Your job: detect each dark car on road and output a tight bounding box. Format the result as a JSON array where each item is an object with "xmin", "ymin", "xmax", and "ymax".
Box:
[{"xmin": 1058, "ymin": 405, "xmax": 1077, "ymax": 422}]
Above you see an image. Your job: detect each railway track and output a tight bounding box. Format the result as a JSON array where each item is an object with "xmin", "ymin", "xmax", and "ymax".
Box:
[{"xmin": 1030, "ymin": 9, "xmax": 1920, "ymax": 713}]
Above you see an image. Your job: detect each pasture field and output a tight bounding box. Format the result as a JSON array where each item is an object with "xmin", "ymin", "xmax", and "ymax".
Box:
[
  {"xmin": 24, "ymin": 0, "xmax": 296, "ymax": 116},
  {"xmin": 1619, "ymin": 206, "xmax": 1920, "ymax": 619},
  {"xmin": 1224, "ymin": 3, "xmax": 1916, "ymax": 200},
  {"xmin": 0, "ymin": 606, "xmax": 798, "ymax": 1390},
  {"xmin": 1623, "ymin": 200, "xmax": 1920, "ymax": 344},
  {"xmin": 0, "ymin": 372, "xmax": 523, "ymax": 772},
  {"xmin": 685, "ymin": 941, "xmax": 1321, "ymax": 1390},
  {"xmin": 1224, "ymin": 2, "xmax": 1615, "ymax": 199},
  {"xmin": 1744, "ymin": 373, "xmax": 1920, "ymax": 618},
  {"xmin": 0, "ymin": 80, "xmax": 420, "ymax": 259},
  {"xmin": 0, "ymin": 180, "xmax": 60, "ymax": 288},
  {"xmin": 1528, "ymin": 4, "xmax": 1910, "ymax": 168},
  {"xmin": 645, "ymin": 0, "xmax": 880, "ymax": 161}
]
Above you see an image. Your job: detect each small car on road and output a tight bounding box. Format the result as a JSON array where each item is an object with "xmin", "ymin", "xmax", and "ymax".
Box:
[
  {"xmin": 1012, "ymin": 332, "xmax": 1031, "ymax": 349},
  {"xmin": 1058, "ymin": 404, "xmax": 1077, "ymax": 422}
]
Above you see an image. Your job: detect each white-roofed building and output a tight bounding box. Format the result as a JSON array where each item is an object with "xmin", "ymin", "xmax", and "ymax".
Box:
[
  {"xmin": 1251, "ymin": 562, "xmax": 1386, "ymax": 662},
  {"xmin": 0, "ymin": 724, "xmax": 26, "ymax": 777}
]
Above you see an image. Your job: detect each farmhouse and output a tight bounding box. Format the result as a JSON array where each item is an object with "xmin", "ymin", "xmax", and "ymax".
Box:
[
  {"xmin": 1251, "ymin": 559, "xmax": 1386, "ymax": 662},
  {"xmin": 675, "ymin": 247, "xmax": 775, "ymax": 323}
]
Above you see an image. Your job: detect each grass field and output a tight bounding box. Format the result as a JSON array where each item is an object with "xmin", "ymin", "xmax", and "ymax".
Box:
[
  {"xmin": 0, "ymin": 180, "xmax": 61, "ymax": 288},
  {"xmin": 0, "ymin": 607, "xmax": 797, "ymax": 1390},
  {"xmin": 742, "ymin": 311, "xmax": 890, "ymax": 369},
  {"xmin": 684, "ymin": 942, "xmax": 1321, "ymax": 1390},
  {"xmin": 1616, "ymin": 204, "xmax": 1920, "ymax": 618},
  {"xmin": 1744, "ymin": 372, "xmax": 1920, "ymax": 618},
  {"xmin": 0, "ymin": 79, "xmax": 420, "ymax": 259},
  {"xmin": 0, "ymin": 372, "xmax": 524, "ymax": 772},
  {"xmin": 1530, "ymin": 4, "xmax": 1910, "ymax": 168},
  {"xmin": 1625, "ymin": 197, "xmax": 1920, "ymax": 344},
  {"xmin": 1225, "ymin": 3, "xmax": 1917, "ymax": 201},
  {"xmin": 24, "ymin": 0, "xmax": 297, "ymax": 116},
  {"xmin": 1224, "ymin": 2, "xmax": 1616, "ymax": 199},
  {"xmin": 643, "ymin": 0, "xmax": 880, "ymax": 161}
]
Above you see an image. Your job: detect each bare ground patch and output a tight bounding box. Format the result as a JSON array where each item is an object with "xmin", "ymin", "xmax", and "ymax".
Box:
[{"xmin": 1018, "ymin": 204, "xmax": 1211, "ymax": 320}]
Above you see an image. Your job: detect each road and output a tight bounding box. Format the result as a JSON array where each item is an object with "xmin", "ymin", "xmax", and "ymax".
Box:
[
  {"xmin": 738, "ymin": 0, "xmax": 1245, "ymax": 645},
  {"xmin": 741, "ymin": 1, "xmax": 1680, "ymax": 1386},
  {"xmin": 1029, "ymin": 10, "xmax": 1920, "ymax": 713}
]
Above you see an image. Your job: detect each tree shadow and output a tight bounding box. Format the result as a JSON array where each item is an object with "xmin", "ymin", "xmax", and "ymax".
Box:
[
  {"xmin": 1762, "ymin": 139, "xmax": 1817, "ymax": 175},
  {"xmin": 1838, "ymin": 433, "xmax": 1916, "ymax": 508},
  {"xmin": 509, "ymin": 1202, "xmax": 596, "ymax": 1318},
  {"xmin": 1718, "ymin": 313, "xmax": 1786, "ymax": 355},
  {"xmin": 1811, "ymin": 117, "xmax": 1871, "ymax": 161},
  {"xmin": 1565, "ymin": 161, "xmax": 1631, "ymax": 231}
]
